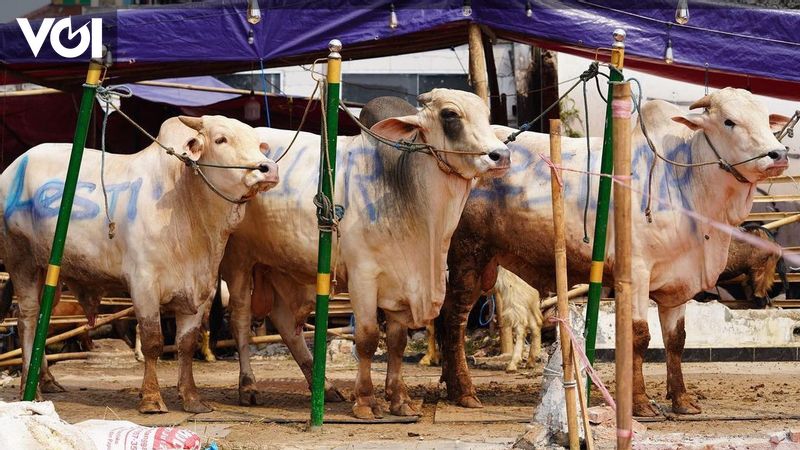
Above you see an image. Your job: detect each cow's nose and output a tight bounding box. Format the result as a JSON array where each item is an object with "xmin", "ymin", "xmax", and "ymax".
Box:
[
  {"xmin": 488, "ymin": 147, "xmax": 511, "ymax": 167},
  {"xmin": 258, "ymin": 162, "xmax": 272, "ymax": 173},
  {"xmin": 767, "ymin": 149, "xmax": 789, "ymax": 161}
]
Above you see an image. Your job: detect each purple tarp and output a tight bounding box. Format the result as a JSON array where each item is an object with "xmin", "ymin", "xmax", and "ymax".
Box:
[
  {"xmin": 1, "ymin": 1, "xmax": 799, "ymax": 99},
  {"xmin": 122, "ymin": 76, "xmax": 240, "ymax": 106}
]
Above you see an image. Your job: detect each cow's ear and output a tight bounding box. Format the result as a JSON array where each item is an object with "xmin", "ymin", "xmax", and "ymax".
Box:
[
  {"xmin": 259, "ymin": 142, "xmax": 270, "ymax": 156},
  {"xmin": 671, "ymin": 113, "xmax": 704, "ymax": 131},
  {"xmin": 370, "ymin": 115, "xmax": 423, "ymax": 142},
  {"xmin": 182, "ymin": 135, "xmax": 205, "ymax": 161},
  {"xmin": 769, "ymin": 114, "xmax": 792, "ymax": 133}
]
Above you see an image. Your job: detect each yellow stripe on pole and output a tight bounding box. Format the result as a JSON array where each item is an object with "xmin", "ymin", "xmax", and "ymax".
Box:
[
  {"xmin": 45, "ymin": 264, "xmax": 61, "ymax": 288},
  {"xmin": 85, "ymin": 62, "xmax": 103, "ymax": 85},
  {"xmin": 316, "ymin": 273, "xmax": 331, "ymax": 296},
  {"xmin": 589, "ymin": 261, "xmax": 604, "ymax": 284},
  {"xmin": 327, "ymin": 59, "xmax": 341, "ymax": 84}
]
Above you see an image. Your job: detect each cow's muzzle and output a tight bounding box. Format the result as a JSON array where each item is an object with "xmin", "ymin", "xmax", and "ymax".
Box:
[
  {"xmin": 486, "ymin": 147, "xmax": 511, "ymax": 177},
  {"xmin": 245, "ymin": 160, "xmax": 280, "ymax": 194}
]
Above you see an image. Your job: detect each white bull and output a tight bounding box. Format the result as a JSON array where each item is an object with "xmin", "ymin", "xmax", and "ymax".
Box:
[
  {"xmin": 0, "ymin": 115, "xmax": 278, "ymax": 413},
  {"xmin": 220, "ymin": 88, "xmax": 510, "ymax": 419},
  {"xmin": 436, "ymin": 88, "xmax": 790, "ymax": 417}
]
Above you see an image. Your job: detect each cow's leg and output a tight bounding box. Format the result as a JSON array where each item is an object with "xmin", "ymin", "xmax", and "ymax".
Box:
[
  {"xmin": 175, "ymin": 306, "xmax": 213, "ymax": 413},
  {"xmin": 223, "ymin": 265, "xmax": 262, "ymax": 406},
  {"xmin": 506, "ymin": 325, "xmax": 525, "ymax": 373},
  {"xmin": 267, "ymin": 283, "xmax": 344, "ymax": 402},
  {"xmin": 418, "ymin": 324, "xmax": 439, "ymax": 366},
  {"xmin": 439, "ymin": 283, "xmax": 483, "ymax": 408},
  {"xmin": 350, "ymin": 279, "xmax": 382, "ymax": 419},
  {"xmin": 632, "ymin": 272, "xmax": 657, "ymax": 417},
  {"xmin": 15, "ymin": 270, "xmax": 61, "ymax": 399},
  {"xmin": 384, "ymin": 317, "xmax": 420, "ymax": 416},
  {"xmin": 658, "ymin": 304, "xmax": 700, "ymax": 414},
  {"xmin": 136, "ymin": 311, "xmax": 167, "ymax": 414}
]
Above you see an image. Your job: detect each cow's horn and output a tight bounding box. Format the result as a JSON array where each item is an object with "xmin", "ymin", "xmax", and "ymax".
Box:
[
  {"xmin": 417, "ymin": 92, "xmax": 433, "ymax": 105},
  {"xmin": 179, "ymin": 115, "xmax": 204, "ymax": 131},
  {"xmin": 689, "ymin": 95, "xmax": 711, "ymax": 110}
]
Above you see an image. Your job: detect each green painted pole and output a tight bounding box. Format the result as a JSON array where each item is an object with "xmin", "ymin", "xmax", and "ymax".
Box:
[
  {"xmin": 310, "ymin": 39, "xmax": 342, "ymax": 429},
  {"xmin": 23, "ymin": 60, "xmax": 104, "ymax": 401},
  {"xmin": 583, "ymin": 29, "xmax": 626, "ymax": 398}
]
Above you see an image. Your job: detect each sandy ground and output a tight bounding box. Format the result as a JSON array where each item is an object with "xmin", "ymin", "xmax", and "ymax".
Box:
[{"xmin": 1, "ymin": 340, "xmax": 800, "ymax": 449}]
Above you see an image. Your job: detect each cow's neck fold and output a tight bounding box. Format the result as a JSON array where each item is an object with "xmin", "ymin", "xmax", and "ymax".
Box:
[
  {"xmin": 689, "ymin": 132, "xmax": 756, "ymax": 227},
  {"xmin": 374, "ymin": 143, "xmax": 473, "ymax": 327}
]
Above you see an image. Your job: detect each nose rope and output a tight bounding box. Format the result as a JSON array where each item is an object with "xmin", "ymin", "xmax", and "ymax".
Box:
[
  {"xmin": 337, "ymin": 102, "xmax": 489, "ymax": 179},
  {"xmin": 96, "ymin": 85, "xmax": 270, "ymax": 206}
]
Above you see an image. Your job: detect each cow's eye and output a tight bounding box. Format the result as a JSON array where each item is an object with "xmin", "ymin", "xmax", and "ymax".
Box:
[
  {"xmin": 440, "ymin": 109, "xmax": 459, "ymax": 120},
  {"xmin": 215, "ymin": 136, "xmax": 227, "ymax": 145},
  {"xmin": 724, "ymin": 119, "xmax": 736, "ymax": 128}
]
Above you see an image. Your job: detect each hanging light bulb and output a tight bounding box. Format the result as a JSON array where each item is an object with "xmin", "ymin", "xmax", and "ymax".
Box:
[
  {"xmin": 389, "ymin": 3, "xmax": 398, "ymax": 29},
  {"xmin": 525, "ymin": 0, "xmax": 533, "ymax": 18},
  {"xmin": 247, "ymin": 28, "xmax": 255, "ymax": 45},
  {"xmin": 664, "ymin": 38, "xmax": 674, "ymax": 64},
  {"xmin": 247, "ymin": 0, "xmax": 262, "ymax": 25},
  {"xmin": 244, "ymin": 91, "xmax": 261, "ymax": 122},
  {"xmin": 675, "ymin": 0, "xmax": 689, "ymax": 24},
  {"xmin": 462, "ymin": 0, "xmax": 472, "ymax": 17}
]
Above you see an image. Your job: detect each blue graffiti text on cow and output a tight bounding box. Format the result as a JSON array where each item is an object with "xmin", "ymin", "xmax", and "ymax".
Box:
[{"xmin": 4, "ymin": 156, "xmax": 143, "ymax": 222}]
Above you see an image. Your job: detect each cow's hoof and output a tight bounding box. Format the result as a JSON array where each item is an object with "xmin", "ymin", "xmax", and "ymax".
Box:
[
  {"xmin": 239, "ymin": 387, "xmax": 262, "ymax": 406},
  {"xmin": 134, "ymin": 351, "xmax": 145, "ymax": 362},
  {"xmin": 505, "ymin": 364, "xmax": 518, "ymax": 373},
  {"xmin": 458, "ymin": 395, "xmax": 483, "ymax": 409},
  {"xmin": 183, "ymin": 398, "xmax": 214, "ymax": 414},
  {"xmin": 352, "ymin": 400, "xmax": 383, "ymax": 420},
  {"xmin": 419, "ymin": 354, "xmax": 439, "ymax": 366},
  {"xmin": 632, "ymin": 401, "xmax": 659, "ymax": 418},
  {"xmin": 390, "ymin": 400, "xmax": 421, "ymax": 417},
  {"xmin": 324, "ymin": 385, "xmax": 346, "ymax": 403},
  {"xmin": 202, "ymin": 353, "xmax": 217, "ymax": 363},
  {"xmin": 40, "ymin": 379, "xmax": 66, "ymax": 393},
  {"xmin": 672, "ymin": 396, "xmax": 701, "ymax": 415},
  {"xmin": 138, "ymin": 396, "xmax": 168, "ymax": 414}
]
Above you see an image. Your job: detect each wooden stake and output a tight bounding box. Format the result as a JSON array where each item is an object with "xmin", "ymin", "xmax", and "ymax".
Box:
[
  {"xmin": 161, "ymin": 327, "xmax": 354, "ymax": 354},
  {"xmin": 573, "ymin": 349, "xmax": 595, "ymax": 450},
  {"xmin": 467, "ymin": 24, "xmax": 489, "ymax": 103},
  {"xmin": 0, "ymin": 306, "xmax": 134, "ymax": 361},
  {"xmin": 550, "ymin": 118, "xmax": 580, "ymax": 450},
  {"xmin": 540, "ymin": 285, "xmax": 590, "ymax": 311},
  {"xmin": 612, "ymin": 82, "xmax": 633, "ymax": 450}
]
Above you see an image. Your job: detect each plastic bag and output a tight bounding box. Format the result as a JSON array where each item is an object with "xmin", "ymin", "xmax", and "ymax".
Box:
[{"xmin": 75, "ymin": 420, "xmax": 202, "ymax": 450}]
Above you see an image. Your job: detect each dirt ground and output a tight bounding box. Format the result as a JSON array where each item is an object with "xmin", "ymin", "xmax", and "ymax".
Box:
[{"xmin": 2, "ymin": 340, "xmax": 800, "ymax": 449}]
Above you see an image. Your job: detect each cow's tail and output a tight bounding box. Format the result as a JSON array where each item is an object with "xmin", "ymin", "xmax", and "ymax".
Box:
[{"xmin": 0, "ymin": 279, "xmax": 13, "ymax": 321}]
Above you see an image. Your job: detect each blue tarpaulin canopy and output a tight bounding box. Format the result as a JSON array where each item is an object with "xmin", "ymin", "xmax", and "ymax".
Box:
[
  {"xmin": 1, "ymin": 1, "xmax": 799, "ymax": 100},
  {"xmin": 122, "ymin": 76, "xmax": 240, "ymax": 106}
]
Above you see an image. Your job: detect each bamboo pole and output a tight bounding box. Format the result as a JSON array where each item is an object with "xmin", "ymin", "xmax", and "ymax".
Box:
[
  {"xmin": 22, "ymin": 59, "xmax": 105, "ymax": 401},
  {"xmin": 310, "ymin": 40, "xmax": 342, "ymax": 430},
  {"xmin": 0, "ymin": 315, "xmax": 136, "ymax": 328},
  {"xmin": 0, "ymin": 307, "xmax": 134, "ymax": 361},
  {"xmin": 550, "ymin": 118, "xmax": 579, "ymax": 450},
  {"xmin": 763, "ymin": 213, "xmax": 800, "ymax": 230},
  {"xmin": 573, "ymin": 350, "xmax": 594, "ymax": 450},
  {"xmin": 135, "ymin": 80, "xmax": 278, "ymax": 99},
  {"xmin": 162, "ymin": 326, "xmax": 354, "ymax": 354},
  {"xmin": 0, "ymin": 352, "xmax": 88, "ymax": 368},
  {"xmin": 540, "ymin": 285, "xmax": 590, "ymax": 311},
  {"xmin": 0, "ymin": 87, "xmax": 62, "ymax": 97},
  {"xmin": 467, "ymin": 24, "xmax": 489, "ymax": 104},
  {"xmin": 612, "ymin": 82, "xmax": 633, "ymax": 450}
]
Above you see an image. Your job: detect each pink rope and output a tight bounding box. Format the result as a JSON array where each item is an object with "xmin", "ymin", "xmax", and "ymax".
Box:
[
  {"xmin": 548, "ymin": 315, "xmax": 616, "ymax": 410},
  {"xmin": 535, "ymin": 156, "xmax": 797, "ymax": 267}
]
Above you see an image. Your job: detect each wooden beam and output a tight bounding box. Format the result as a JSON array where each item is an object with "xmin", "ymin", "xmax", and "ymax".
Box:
[
  {"xmin": 753, "ymin": 194, "xmax": 800, "ymax": 203},
  {"xmin": 747, "ymin": 211, "xmax": 800, "ymax": 221},
  {"xmin": 481, "ymin": 29, "xmax": 508, "ymax": 126},
  {"xmin": 467, "ymin": 24, "xmax": 489, "ymax": 103}
]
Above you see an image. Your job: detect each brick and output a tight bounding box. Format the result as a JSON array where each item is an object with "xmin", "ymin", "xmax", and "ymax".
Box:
[
  {"xmin": 587, "ymin": 405, "xmax": 614, "ymax": 425},
  {"xmin": 789, "ymin": 428, "xmax": 800, "ymax": 443}
]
